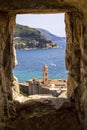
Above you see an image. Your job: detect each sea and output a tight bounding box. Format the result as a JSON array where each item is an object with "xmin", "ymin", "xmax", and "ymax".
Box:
[{"xmin": 13, "ymin": 40, "xmax": 68, "ymax": 83}]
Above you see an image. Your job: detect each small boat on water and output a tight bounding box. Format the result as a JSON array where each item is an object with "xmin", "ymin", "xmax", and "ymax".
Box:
[{"xmin": 50, "ymin": 63, "xmax": 56, "ymax": 67}]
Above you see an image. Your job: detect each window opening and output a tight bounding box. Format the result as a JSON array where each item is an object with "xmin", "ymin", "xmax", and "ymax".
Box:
[{"xmin": 13, "ymin": 13, "xmax": 68, "ymax": 97}]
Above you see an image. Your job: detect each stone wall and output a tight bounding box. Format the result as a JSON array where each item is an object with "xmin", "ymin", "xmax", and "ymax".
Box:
[
  {"xmin": 0, "ymin": 0, "xmax": 87, "ymax": 129},
  {"xmin": 80, "ymin": 17, "xmax": 87, "ymax": 129},
  {"xmin": 65, "ymin": 10, "xmax": 87, "ymax": 128},
  {"xmin": 65, "ymin": 11, "xmax": 82, "ymax": 109},
  {"xmin": 0, "ymin": 12, "xmax": 16, "ymax": 129},
  {"xmin": 20, "ymin": 80, "xmax": 51, "ymax": 95},
  {"xmin": 20, "ymin": 80, "xmax": 61, "ymax": 97}
]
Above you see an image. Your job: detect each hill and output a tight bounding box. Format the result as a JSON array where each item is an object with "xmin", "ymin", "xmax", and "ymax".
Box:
[
  {"xmin": 37, "ymin": 28, "xmax": 62, "ymax": 41},
  {"xmin": 37, "ymin": 28, "xmax": 66, "ymax": 48},
  {"xmin": 13, "ymin": 24, "xmax": 58, "ymax": 49}
]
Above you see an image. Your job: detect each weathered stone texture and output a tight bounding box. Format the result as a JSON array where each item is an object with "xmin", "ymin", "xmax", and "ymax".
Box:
[
  {"xmin": 0, "ymin": 12, "xmax": 16, "ymax": 129},
  {"xmin": 6, "ymin": 98, "xmax": 83, "ymax": 130},
  {"xmin": 65, "ymin": 11, "xmax": 82, "ymax": 101},
  {"xmin": 12, "ymin": 76, "xmax": 20, "ymax": 100},
  {"xmin": 80, "ymin": 21, "xmax": 87, "ymax": 129}
]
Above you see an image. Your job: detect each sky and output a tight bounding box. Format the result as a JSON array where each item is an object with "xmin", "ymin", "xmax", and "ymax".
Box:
[{"xmin": 16, "ymin": 13, "xmax": 65, "ymax": 37}]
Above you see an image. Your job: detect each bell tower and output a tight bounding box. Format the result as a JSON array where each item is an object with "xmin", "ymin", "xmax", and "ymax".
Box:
[{"xmin": 43, "ymin": 64, "xmax": 48, "ymax": 85}]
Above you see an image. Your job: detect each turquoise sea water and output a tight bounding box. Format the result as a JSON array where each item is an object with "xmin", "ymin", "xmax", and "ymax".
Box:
[{"xmin": 13, "ymin": 45, "xmax": 68, "ymax": 82}]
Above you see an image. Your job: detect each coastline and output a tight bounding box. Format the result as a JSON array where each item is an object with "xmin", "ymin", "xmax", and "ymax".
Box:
[{"xmin": 15, "ymin": 46, "xmax": 60, "ymax": 50}]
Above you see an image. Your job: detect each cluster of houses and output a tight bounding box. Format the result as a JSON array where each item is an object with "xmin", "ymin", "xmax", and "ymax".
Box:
[{"xmin": 19, "ymin": 64, "xmax": 67, "ymax": 97}]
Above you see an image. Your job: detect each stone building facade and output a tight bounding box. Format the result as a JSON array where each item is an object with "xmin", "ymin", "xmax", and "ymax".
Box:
[{"xmin": 20, "ymin": 79, "xmax": 51, "ymax": 95}]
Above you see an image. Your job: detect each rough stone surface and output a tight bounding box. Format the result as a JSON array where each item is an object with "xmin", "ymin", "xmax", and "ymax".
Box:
[
  {"xmin": 12, "ymin": 76, "xmax": 20, "ymax": 100},
  {"xmin": 0, "ymin": 0, "xmax": 87, "ymax": 130},
  {"xmin": 5, "ymin": 97, "xmax": 83, "ymax": 130},
  {"xmin": 65, "ymin": 11, "xmax": 82, "ymax": 104},
  {"xmin": 0, "ymin": 12, "xmax": 16, "ymax": 129}
]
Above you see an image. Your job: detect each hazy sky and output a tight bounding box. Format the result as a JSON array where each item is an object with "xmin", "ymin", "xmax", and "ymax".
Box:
[{"xmin": 16, "ymin": 13, "xmax": 65, "ymax": 37}]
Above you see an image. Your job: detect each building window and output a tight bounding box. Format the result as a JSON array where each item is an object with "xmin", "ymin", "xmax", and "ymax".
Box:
[{"xmin": 45, "ymin": 73, "xmax": 47, "ymax": 76}]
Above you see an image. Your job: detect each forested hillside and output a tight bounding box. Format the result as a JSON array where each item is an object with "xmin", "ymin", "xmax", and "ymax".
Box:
[{"xmin": 14, "ymin": 24, "xmax": 58, "ymax": 49}]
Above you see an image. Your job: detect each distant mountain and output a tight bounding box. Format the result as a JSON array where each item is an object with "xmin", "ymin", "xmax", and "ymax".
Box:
[
  {"xmin": 37, "ymin": 28, "xmax": 66, "ymax": 48},
  {"xmin": 13, "ymin": 24, "xmax": 58, "ymax": 50},
  {"xmin": 37, "ymin": 28, "xmax": 65, "ymax": 41}
]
